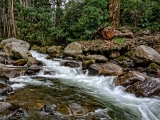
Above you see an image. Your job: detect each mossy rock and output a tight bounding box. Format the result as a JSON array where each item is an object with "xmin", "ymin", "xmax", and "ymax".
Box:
[
  {"xmin": 125, "ymin": 51, "xmax": 134, "ymax": 57},
  {"xmin": 0, "ymin": 44, "xmax": 3, "ymax": 50},
  {"xmin": 14, "ymin": 59, "xmax": 27, "ymax": 66},
  {"xmin": 148, "ymin": 63, "xmax": 160, "ymax": 69},
  {"xmin": 117, "ymin": 56, "xmax": 128, "ymax": 61},
  {"xmin": 39, "ymin": 46, "xmax": 49, "ymax": 54},
  {"xmin": 14, "ymin": 51, "xmax": 23, "ymax": 59},
  {"xmin": 31, "ymin": 45, "xmax": 41, "ymax": 51}
]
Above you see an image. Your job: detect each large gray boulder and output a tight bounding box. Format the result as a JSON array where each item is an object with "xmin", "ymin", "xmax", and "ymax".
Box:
[
  {"xmin": 3, "ymin": 42, "xmax": 31, "ymax": 59},
  {"xmin": 134, "ymin": 45, "xmax": 160, "ymax": 65},
  {"xmin": 1, "ymin": 38, "xmax": 30, "ymax": 49},
  {"xmin": 63, "ymin": 42, "xmax": 83, "ymax": 57},
  {"xmin": 88, "ymin": 63, "xmax": 123, "ymax": 76}
]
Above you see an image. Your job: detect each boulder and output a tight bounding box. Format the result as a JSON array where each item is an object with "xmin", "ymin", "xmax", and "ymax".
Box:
[
  {"xmin": 0, "ymin": 66, "xmax": 26, "ymax": 78},
  {"xmin": 126, "ymin": 78, "xmax": 160, "ymax": 97},
  {"xmin": 134, "ymin": 45, "xmax": 160, "ymax": 65},
  {"xmin": 114, "ymin": 71, "xmax": 148, "ymax": 87},
  {"xmin": 3, "ymin": 42, "xmax": 31, "ymax": 60},
  {"xmin": 63, "ymin": 42, "xmax": 83, "ymax": 57},
  {"xmin": 28, "ymin": 64, "xmax": 41, "ymax": 72},
  {"xmin": 88, "ymin": 63, "xmax": 123, "ymax": 76},
  {"xmin": 83, "ymin": 55, "xmax": 107, "ymax": 63},
  {"xmin": 47, "ymin": 46, "xmax": 63, "ymax": 54},
  {"xmin": 114, "ymin": 71, "xmax": 160, "ymax": 97},
  {"xmin": 1, "ymin": 38, "xmax": 30, "ymax": 49},
  {"xmin": 27, "ymin": 57, "xmax": 37, "ymax": 67}
]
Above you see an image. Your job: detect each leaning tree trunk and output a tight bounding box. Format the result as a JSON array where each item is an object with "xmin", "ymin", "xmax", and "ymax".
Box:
[{"xmin": 109, "ymin": 0, "xmax": 120, "ymax": 29}]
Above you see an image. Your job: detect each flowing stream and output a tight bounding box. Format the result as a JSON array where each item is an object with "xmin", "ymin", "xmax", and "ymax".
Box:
[{"xmin": 8, "ymin": 50, "xmax": 160, "ymax": 120}]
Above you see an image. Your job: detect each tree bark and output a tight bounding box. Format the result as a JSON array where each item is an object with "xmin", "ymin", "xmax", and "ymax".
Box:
[{"xmin": 109, "ymin": 0, "xmax": 120, "ymax": 29}]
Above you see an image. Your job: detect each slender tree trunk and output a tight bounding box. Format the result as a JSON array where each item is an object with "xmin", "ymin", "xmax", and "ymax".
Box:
[
  {"xmin": 109, "ymin": 0, "xmax": 120, "ymax": 29},
  {"xmin": 8, "ymin": 0, "xmax": 16, "ymax": 37}
]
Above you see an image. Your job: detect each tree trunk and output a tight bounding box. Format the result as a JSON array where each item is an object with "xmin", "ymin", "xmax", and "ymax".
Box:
[
  {"xmin": 109, "ymin": 0, "xmax": 120, "ymax": 29},
  {"xmin": 8, "ymin": 0, "xmax": 16, "ymax": 37}
]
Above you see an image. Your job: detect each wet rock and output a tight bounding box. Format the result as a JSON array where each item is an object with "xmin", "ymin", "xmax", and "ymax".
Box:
[
  {"xmin": 126, "ymin": 78, "xmax": 160, "ymax": 97},
  {"xmin": 44, "ymin": 70, "xmax": 55, "ymax": 75},
  {"xmin": 114, "ymin": 71, "xmax": 160, "ymax": 97},
  {"xmin": 83, "ymin": 55, "xmax": 108, "ymax": 63},
  {"xmin": 60, "ymin": 61, "xmax": 80, "ymax": 68},
  {"xmin": 0, "ymin": 67, "xmax": 26, "ymax": 78},
  {"xmin": 27, "ymin": 57, "xmax": 37, "ymax": 67},
  {"xmin": 28, "ymin": 64, "xmax": 41, "ymax": 72},
  {"xmin": 88, "ymin": 63, "xmax": 123, "ymax": 76},
  {"xmin": 25, "ymin": 70, "xmax": 36, "ymax": 75},
  {"xmin": 63, "ymin": 42, "xmax": 83, "ymax": 57},
  {"xmin": 114, "ymin": 71, "xmax": 148, "ymax": 87},
  {"xmin": 0, "ymin": 85, "xmax": 13, "ymax": 96},
  {"xmin": 0, "ymin": 102, "xmax": 11, "ymax": 113}
]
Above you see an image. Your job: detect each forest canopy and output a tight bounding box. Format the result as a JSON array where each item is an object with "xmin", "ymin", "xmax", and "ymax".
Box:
[{"xmin": 0, "ymin": 0, "xmax": 160, "ymax": 46}]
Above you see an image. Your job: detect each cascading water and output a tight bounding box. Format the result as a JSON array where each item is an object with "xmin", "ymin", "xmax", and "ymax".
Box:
[{"xmin": 10, "ymin": 50, "xmax": 160, "ymax": 120}]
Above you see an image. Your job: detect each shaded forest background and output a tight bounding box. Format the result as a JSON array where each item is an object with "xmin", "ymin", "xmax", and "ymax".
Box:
[{"xmin": 0, "ymin": 0, "xmax": 160, "ymax": 46}]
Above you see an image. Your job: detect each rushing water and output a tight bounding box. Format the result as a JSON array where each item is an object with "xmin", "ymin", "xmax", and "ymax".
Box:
[{"xmin": 9, "ymin": 50, "xmax": 160, "ymax": 120}]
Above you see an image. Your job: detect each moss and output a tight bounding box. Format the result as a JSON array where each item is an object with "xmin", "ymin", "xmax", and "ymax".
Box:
[
  {"xmin": 14, "ymin": 51, "xmax": 22, "ymax": 59},
  {"xmin": 0, "ymin": 44, "xmax": 3, "ymax": 50},
  {"xmin": 39, "ymin": 46, "xmax": 49, "ymax": 54},
  {"xmin": 31, "ymin": 45, "xmax": 41, "ymax": 51},
  {"xmin": 125, "ymin": 51, "xmax": 134, "ymax": 57},
  {"xmin": 16, "ymin": 59, "xmax": 27, "ymax": 66},
  {"xmin": 117, "ymin": 56, "xmax": 127, "ymax": 61},
  {"xmin": 114, "ymin": 37, "xmax": 127, "ymax": 44},
  {"xmin": 148, "ymin": 62, "xmax": 160, "ymax": 69}
]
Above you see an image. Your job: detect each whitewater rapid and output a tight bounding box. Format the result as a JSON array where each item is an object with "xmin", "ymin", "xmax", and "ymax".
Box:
[{"xmin": 10, "ymin": 50, "xmax": 160, "ymax": 120}]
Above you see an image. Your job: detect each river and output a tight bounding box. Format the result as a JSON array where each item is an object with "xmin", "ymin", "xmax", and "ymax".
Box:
[{"xmin": 8, "ymin": 50, "xmax": 160, "ymax": 120}]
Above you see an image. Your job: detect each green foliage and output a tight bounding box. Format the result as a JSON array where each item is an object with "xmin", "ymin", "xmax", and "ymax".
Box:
[
  {"xmin": 114, "ymin": 37, "xmax": 126, "ymax": 43},
  {"xmin": 15, "ymin": 3, "xmax": 54, "ymax": 46},
  {"xmin": 53, "ymin": 0, "xmax": 109, "ymax": 42},
  {"xmin": 121, "ymin": 0, "xmax": 160, "ymax": 30}
]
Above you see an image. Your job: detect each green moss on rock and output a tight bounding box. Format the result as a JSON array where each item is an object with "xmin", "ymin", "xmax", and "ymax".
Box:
[
  {"xmin": 117, "ymin": 56, "xmax": 127, "ymax": 61},
  {"xmin": 31, "ymin": 45, "xmax": 41, "ymax": 51},
  {"xmin": 16, "ymin": 59, "xmax": 27, "ymax": 66},
  {"xmin": 148, "ymin": 63, "xmax": 160, "ymax": 69},
  {"xmin": 125, "ymin": 51, "xmax": 134, "ymax": 57}
]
